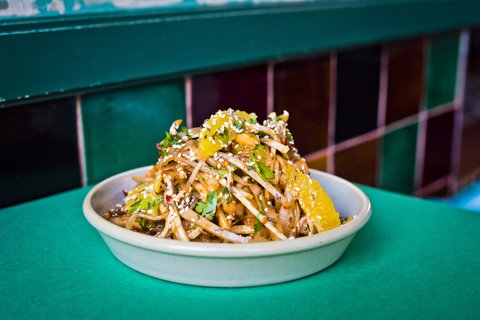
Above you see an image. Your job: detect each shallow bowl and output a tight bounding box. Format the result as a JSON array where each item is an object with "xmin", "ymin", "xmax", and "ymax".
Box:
[{"xmin": 83, "ymin": 166, "xmax": 371, "ymax": 287}]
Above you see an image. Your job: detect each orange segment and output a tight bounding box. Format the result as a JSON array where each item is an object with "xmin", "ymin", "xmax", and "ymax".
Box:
[
  {"xmin": 285, "ymin": 165, "xmax": 340, "ymax": 232},
  {"xmin": 198, "ymin": 110, "xmax": 237, "ymax": 157}
]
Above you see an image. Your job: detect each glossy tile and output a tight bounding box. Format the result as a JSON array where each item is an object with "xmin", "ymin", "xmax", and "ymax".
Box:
[
  {"xmin": 191, "ymin": 65, "xmax": 267, "ymax": 126},
  {"xmin": 274, "ymin": 56, "xmax": 330, "ymax": 155},
  {"xmin": 0, "ymin": 98, "xmax": 80, "ymax": 207},
  {"xmin": 425, "ymin": 32, "xmax": 460, "ymax": 109},
  {"xmin": 306, "ymin": 154, "xmax": 327, "ymax": 172},
  {"xmin": 422, "ymin": 111, "xmax": 455, "ymax": 186},
  {"xmin": 82, "ymin": 80, "xmax": 185, "ymax": 184},
  {"xmin": 380, "ymin": 122, "xmax": 418, "ymax": 194},
  {"xmin": 335, "ymin": 47, "xmax": 381, "ymax": 143},
  {"xmin": 334, "ymin": 139, "xmax": 379, "ymax": 187},
  {"xmin": 386, "ymin": 39, "xmax": 424, "ymax": 124}
]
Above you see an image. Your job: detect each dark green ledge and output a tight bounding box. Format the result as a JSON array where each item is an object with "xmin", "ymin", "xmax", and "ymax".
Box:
[{"xmin": 1, "ymin": 0, "xmax": 480, "ymax": 106}]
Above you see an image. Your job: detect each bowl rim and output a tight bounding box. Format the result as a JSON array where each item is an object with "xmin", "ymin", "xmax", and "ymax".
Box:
[{"xmin": 83, "ymin": 166, "xmax": 371, "ymax": 258}]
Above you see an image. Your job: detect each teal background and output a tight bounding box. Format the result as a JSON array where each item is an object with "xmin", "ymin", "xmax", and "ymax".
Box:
[
  {"xmin": 0, "ymin": 186, "xmax": 479, "ymax": 318},
  {"xmin": 81, "ymin": 80, "xmax": 185, "ymax": 184}
]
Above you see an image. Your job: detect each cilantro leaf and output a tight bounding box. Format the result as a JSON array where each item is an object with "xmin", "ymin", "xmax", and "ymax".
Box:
[
  {"xmin": 253, "ymin": 160, "xmax": 275, "ymax": 181},
  {"xmin": 285, "ymin": 132, "xmax": 293, "ymax": 142},
  {"xmin": 211, "ymin": 168, "xmax": 228, "ymax": 177},
  {"xmin": 254, "ymin": 219, "xmax": 263, "ymax": 233},
  {"xmin": 220, "ymin": 186, "xmax": 233, "ymax": 204},
  {"xmin": 160, "ymin": 131, "xmax": 181, "ymax": 149},
  {"xmin": 179, "ymin": 125, "xmax": 189, "ymax": 135},
  {"xmin": 128, "ymin": 197, "xmax": 163, "ymax": 214},
  {"xmin": 137, "ymin": 217, "xmax": 154, "ymax": 231},
  {"xmin": 216, "ymin": 131, "xmax": 229, "ymax": 145},
  {"xmin": 234, "ymin": 121, "xmax": 244, "ymax": 130},
  {"xmin": 195, "ymin": 191, "xmax": 218, "ymax": 221},
  {"xmin": 250, "ymin": 145, "xmax": 274, "ymax": 181}
]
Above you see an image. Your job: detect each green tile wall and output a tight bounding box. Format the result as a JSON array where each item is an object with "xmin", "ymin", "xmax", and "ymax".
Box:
[
  {"xmin": 81, "ymin": 80, "xmax": 185, "ymax": 184},
  {"xmin": 380, "ymin": 122, "xmax": 419, "ymax": 194},
  {"xmin": 425, "ymin": 32, "xmax": 460, "ymax": 109}
]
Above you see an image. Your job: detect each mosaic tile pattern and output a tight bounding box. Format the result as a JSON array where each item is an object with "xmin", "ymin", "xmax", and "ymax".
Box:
[
  {"xmin": 380, "ymin": 122, "xmax": 418, "ymax": 194},
  {"xmin": 334, "ymin": 139, "xmax": 379, "ymax": 187},
  {"xmin": 306, "ymin": 154, "xmax": 328, "ymax": 172},
  {"xmin": 1, "ymin": 30, "xmax": 467, "ymax": 207},
  {"xmin": 81, "ymin": 80, "xmax": 185, "ymax": 184},
  {"xmin": 274, "ymin": 56, "xmax": 330, "ymax": 155},
  {"xmin": 422, "ymin": 111, "xmax": 455, "ymax": 186},
  {"xmin": 335, "ymin": 47, "xmax": 381, "ymax": 143},
  {"xmin": 425, "ymin": 32, "xmax": 460, "ymax": 109},
  {"xmin": 0, "ymin": 98, "xmax": 81, "ymax": 207},
  {"xmin": 191, "ymin": 65, "xmax": 268, "ymax": 127},
  {"xmin": 386, "ymin": 39, "xmax": 424, "ymax": 124}
]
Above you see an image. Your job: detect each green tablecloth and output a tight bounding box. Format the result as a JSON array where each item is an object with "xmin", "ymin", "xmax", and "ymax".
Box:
[{"xmin": 1, "ymin": 186, "xmax": 479, "ymax": 319}]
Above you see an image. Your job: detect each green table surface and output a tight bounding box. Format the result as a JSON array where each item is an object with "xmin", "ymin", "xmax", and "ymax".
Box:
[{"xmin": 1, "ymin": 186, "xmax": 479, "ymax": 319}]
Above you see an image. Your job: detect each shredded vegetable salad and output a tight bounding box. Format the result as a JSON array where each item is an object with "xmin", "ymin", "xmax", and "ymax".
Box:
[{"xmin": 102, "ymin": 109, "xmax": 345, "ymax": 243}]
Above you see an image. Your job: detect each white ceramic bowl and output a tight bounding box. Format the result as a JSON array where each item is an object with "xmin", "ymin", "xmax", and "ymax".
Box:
[{"xmin": 83, "ymin": 166, "xmax": 371, "ymax": 287}]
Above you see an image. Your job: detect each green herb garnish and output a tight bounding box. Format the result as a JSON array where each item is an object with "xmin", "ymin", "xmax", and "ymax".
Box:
[
  {"xmin": 211, "ymin": 168, "xmax": 228, "ymax": 177},
  {"xmin": 234, "ymin": 121, "xmax": 244, "ymax": 130},
  {"xmin": 195, "ymin": 191, "xmax": 218, "ymax": 221},
  {"xmin": 250, "ymin": 145, "xmax": 274, "ymax": 181},
  {"xmin": 137, "ymin": 217, "xmax": 154, "ymax": 231},
  {"xmin": 160, "ymin": 131, "xmax": 181, "ymax": 148},
  {"xmin": 247, "ymin": 113, "xmax": 257, "ymax": 124},
  {"xmin": 216, "ymin": 131, "xmax": 229, "ymax": 145},
  {"xmin": 128, "ymin": 197, "xmax": 163, "ymax": 214},
  {"xmin": 285, "ymin": 132, "xmax": 293, "ymax": 142},
  {"xmin": 220, "ymin": 186, "xmax": 233, "ymax": 204},
  {"xmin": 254, "ymin": 219, "xmax": 263, "ymax": 233}
]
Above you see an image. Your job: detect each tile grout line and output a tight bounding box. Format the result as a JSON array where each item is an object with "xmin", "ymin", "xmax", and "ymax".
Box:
[
  {"xmin": 384, "ymin": 113, "xmax": 420, "ymax": 134},
  {"xmin": 414, "ymin": 175, "xmax": 449, "ymax": 197},
  {"xmin": 414, "ymin": 111, "xmax": 428, "ymax": 190},
  {"xmin": 376, "ymin": 44, "xmax": 389, "ymax": 187},
  {"xmin": 303, "ymin": 148, "xmax": 329, "ymax": 162},
  {"xmin": 185, "ymin": 77, "xmax": 193, "ymax": 128},
  {"xmin": 449, "ymin": 29, "xmax": 470, "ymax": 194},
  {"xmin": 75, "ymin": 95, "xmax": 87, "ymax": 187},
  {"xmin": 377, "ymin": 44, "xmax": 389, "ymax": 133},
  {"xmin": 427, "ymin": 101, "xmax": 456, "ymax": 118},
  {"xmin": 327, "ymin": 53, "xmax": 337, "ymax": 174},
  {"xmin": 334, "ymin": 129, "xmax": 381, "ymax": 153},
  {"xmin": 414, "ymin": 36, "xmax": 430, "ymax": 192},
  {"xmin": 267, "ymin": 62, "xmax": 274, "ymax": 115}
]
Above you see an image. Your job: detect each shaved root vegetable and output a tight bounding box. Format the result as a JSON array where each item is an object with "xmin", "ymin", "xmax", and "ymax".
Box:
[{"xmin": 103, "ymin": 109, "xmax": 344, "ymax": 243}]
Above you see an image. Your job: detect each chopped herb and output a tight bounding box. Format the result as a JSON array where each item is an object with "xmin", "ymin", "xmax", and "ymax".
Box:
[
  {"xmin": 247, "ymin": 113, "xmax": 257, "ymax": 124},
  {"xmin": 179, "ymin": 125, "xmax": 189, "ymax": 136},
  {"xmin": 216, "ymin": 131, "xmax": 229, "ymax": 145},
  {"xmin": 160, "ymin": 131, "xmax": 180, "ymax": 148},
  {"xmin": 195, "ymin": 191, "xmax": 218, "ymax": 221},
  {"xmin": 137, "ymin": 217, "xmax": 154, "ymax": 231},
  {"xmin": 254, "ymin": 219, "xmax": 263, "ymax": 233},
  {"xmin": 220, "ymin": 186, "xmax": 233, "ymax": 204},
  {"xmin": 211, "ymin": 168, "xmax": 228, "ymax": 177},
  {"xmin": 253, "ymin": 160, "xmax": 275, "ymax": 181},
  {"xmin": 258, "ymin": 132, "xmax": 268, "ymax": 138},
  {"xmin": 250, "ymin": 145, "xmax": 274, "ymax": 181},
  {"xmin": 285, "ymin": 132, "xmax": 293, "ymax": 142},
  {"xmin": 234, "ymin": 121, "xmax": 244, "ymax": 130},
  {"xmin": 128, "ymin": 197, "xmax": 163, "ymax": 214},
  {"xmin": 275, "ymin": 115, "xmax": 283, "ymax": 121}
]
